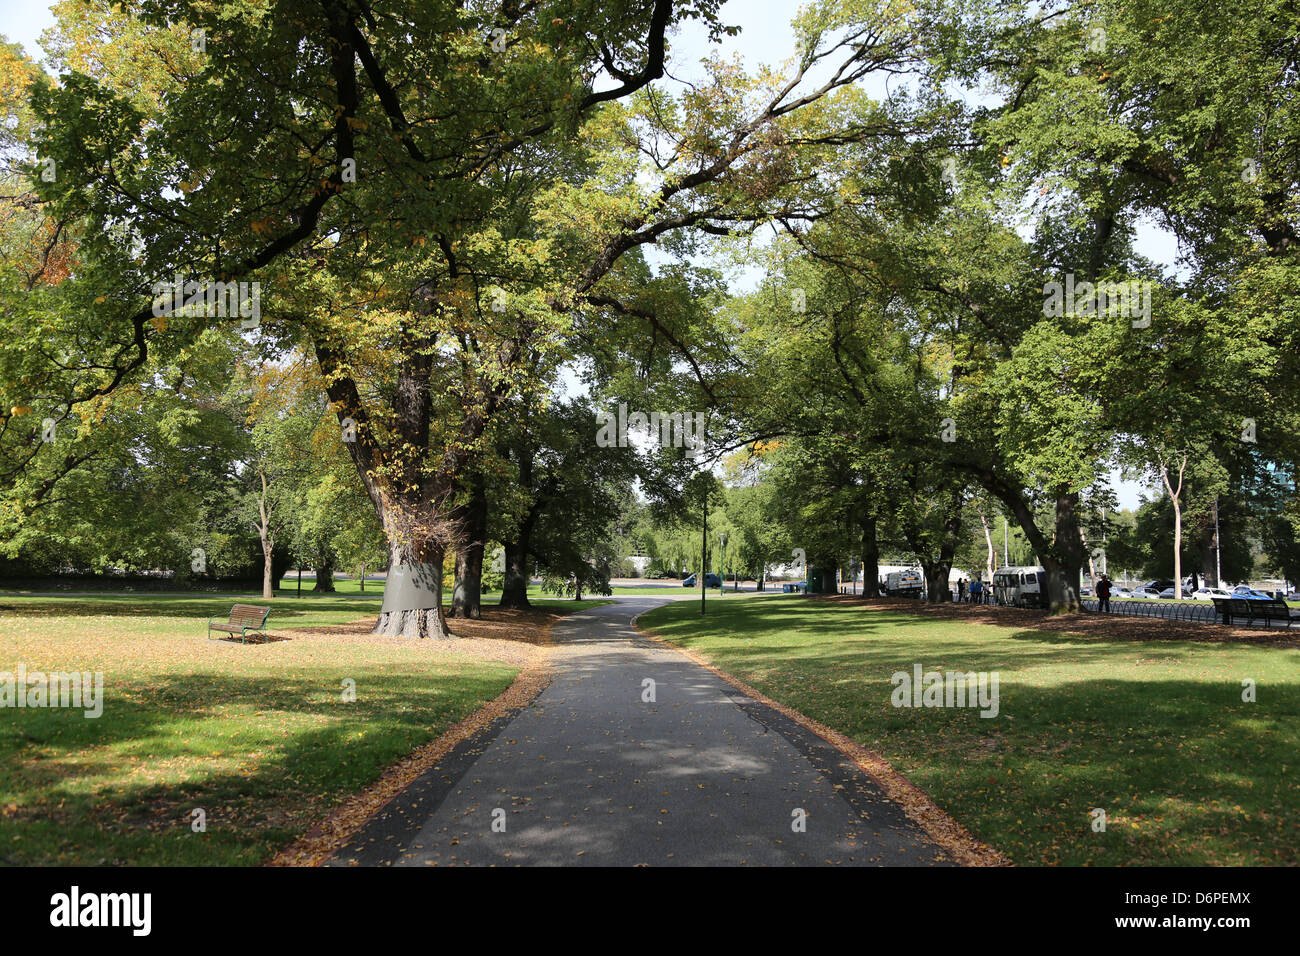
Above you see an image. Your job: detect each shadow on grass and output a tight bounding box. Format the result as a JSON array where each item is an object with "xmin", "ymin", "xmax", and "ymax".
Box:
[
  {"xmin": 0, "ymin": 667, "xmax": 515, "ymax": 865},
  {"xmin": 0, "ymin": 595, "xmax": 383, "ymax": 624}
]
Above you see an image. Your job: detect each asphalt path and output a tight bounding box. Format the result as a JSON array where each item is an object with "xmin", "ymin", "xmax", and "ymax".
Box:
[{"xmin": 328, "ymin": 596, "xmax": 949, "ymax": 866}]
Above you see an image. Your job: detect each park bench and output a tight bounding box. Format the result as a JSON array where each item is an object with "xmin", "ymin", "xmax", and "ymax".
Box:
[
  {"xmin": 1210, "ymin": 596, "xmax": 1300, "ymax": 629},
  {"xmin": 208, "ymin": 604, "xmax": 271, "ymax": 644}
]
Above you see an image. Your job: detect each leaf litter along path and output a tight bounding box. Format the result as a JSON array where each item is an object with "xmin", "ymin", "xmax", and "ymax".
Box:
[{"xmin": 326, "ymin": 597, "xmax": 955, "ymax": 867}]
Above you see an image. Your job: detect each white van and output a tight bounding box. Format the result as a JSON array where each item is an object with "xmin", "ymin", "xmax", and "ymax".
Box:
[
  {"xmin": 992, "ymin": 566, "xmax": 1046, "ymax": 607},
  {"xmin": 885, "ymin": 568, "xmax": 924, "ymax": 598}
]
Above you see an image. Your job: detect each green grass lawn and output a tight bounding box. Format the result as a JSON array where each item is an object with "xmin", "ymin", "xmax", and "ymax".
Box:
[
  {"xmin": 638, "ymin": 594, "xmax": 1300, "ymax": 866},
  {"xmin": 0, "ymin": 592, "xmax": 538, "ymax": 865}
]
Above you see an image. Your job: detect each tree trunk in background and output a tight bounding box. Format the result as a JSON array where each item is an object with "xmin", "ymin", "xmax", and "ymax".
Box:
[
  {"xmin": 861, "ymin": 516, "xmax": 880, "ymax": 597},
  {"xmin": 1198, "ymin": 526, "xmax": 1218, "ymax": 588},
  {"xmin": 313, "ymin": 552, "xmax": 336, "ymax": 592},
  {"xmin": 451, "ymin": 472, "xmax": 488, "ymax": 619},
  {"xmin": 905, "ymin": 487, "xmax": 962, "ymax": 604},
  {"xmin": 260, "ymin": 532, "xmax": 274, "ymax": 600},
  {"xmin": 922, "ymin": 559, "xmax": 953, "ymax": 603},
  {"xmin": 1080, "ymin": 525, "xmax": 1096, "ymax": 585},
  {"xmin": 498, "ymin": 508, "xmax": 535, "ymax": 609},
  {"xmin": 979, "ymin": 507, "xmax": 995, "ymax": 581},
  {"xmin": 256, "ymin": 469, "xmax": 275, "ymax": 599}
]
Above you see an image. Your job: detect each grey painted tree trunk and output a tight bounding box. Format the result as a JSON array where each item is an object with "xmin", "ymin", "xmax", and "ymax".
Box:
[{"xmin": 372, "ymin": 539, "xmax": 451, "ymax": 639}]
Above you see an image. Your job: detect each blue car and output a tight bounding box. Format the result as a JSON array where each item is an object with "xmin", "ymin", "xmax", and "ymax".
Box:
[
  {"xmin": 682, "ymin": 573, "xmax": 722, "ymax": 588},
  {"xmin": 1232, "ymin": 586, "xmax": 1274, "ymax": 600}
]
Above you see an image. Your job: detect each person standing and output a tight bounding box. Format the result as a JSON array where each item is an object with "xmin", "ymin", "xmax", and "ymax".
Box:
[{"xmin": 1097, "ymin": 574, "xmax": 1112, "ymax": 613}]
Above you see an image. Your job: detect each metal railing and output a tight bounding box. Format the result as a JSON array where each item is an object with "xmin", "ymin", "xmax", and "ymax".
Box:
[{"xmin": 1080, "ymin": 598, "xmax": 1219, "ymax": 623}]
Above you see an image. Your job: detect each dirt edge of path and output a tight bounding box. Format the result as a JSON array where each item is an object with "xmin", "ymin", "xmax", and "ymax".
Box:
[
  {"xmin": 266, "ymin": 660, "xmax": 553, "ymax": 867},
  {"xmin": 632, "ymin": 613, "xmax": 1012, "ymax": 868}
]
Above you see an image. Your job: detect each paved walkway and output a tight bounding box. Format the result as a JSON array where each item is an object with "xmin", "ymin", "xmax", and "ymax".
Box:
[{"xmin": 328, "ymin": 597, "xmax": 949, "ymax": 866}]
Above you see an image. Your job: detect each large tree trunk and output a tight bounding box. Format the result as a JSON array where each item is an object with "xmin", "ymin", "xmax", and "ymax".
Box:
[
  {"xmin": 312, "ymin": 552, "xmax": 336, "ymax": 592},
  {"xmin": 922, "ymin": 559, "xmax": 953, "ymax": 603},
  {"xmin": 861, "ymin": 515, "xmax": 880, "ymax": 598},
  {"xmin": 498, "ymin": 508, "xmax": 535, "ymax": 609},
  {"xmin": 451, "ymin": 473, "xmax": 488, "ymax": 619},
  {"xmin": 373, "ymin": 540, "xmax": 450, "ymax": 638},
  {"xmin": 1043, "ymin": 492, "xmax": 1086, "ymax": 613},
  {"xmin": 373, "ymin": 526, "xmax": 451, "ymax": 638}
]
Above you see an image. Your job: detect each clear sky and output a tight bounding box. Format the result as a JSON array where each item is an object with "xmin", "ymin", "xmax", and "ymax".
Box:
[{"xmin": 1, "ymin": 0, "xmax": 1156, "ymax": 507}]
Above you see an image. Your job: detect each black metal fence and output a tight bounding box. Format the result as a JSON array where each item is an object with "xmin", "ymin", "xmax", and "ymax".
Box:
[{"xmin": 1080, "ymin": 598, "xmax": 1219, "ymax": 624}]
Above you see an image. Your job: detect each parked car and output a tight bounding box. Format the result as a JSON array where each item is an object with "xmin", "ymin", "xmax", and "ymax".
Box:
[
  {"xmin": 1286, "ymin": 590, "xmax": 1300, "ymax": 602},
  {"xmin": 1110, "ymin": 586, "xmax": 1133, "ymax": 599},
  {"xmin": 1192, "ymin": 587, "xmax": 1232, "ymax": 601},
  {"xmin": 1230, "ymin": 585, "xmax": 1273, "ymax": 600},
  {"xmin": 1130, "ymin": 586, "xmax": 1164, "ymax": 599},
  {"xmin": 1080, "ymin": 584, "xmax": 1092, "ymax": 597},
  {"xmin": 682, "ymin": 572, "xmax": 721, "ymax": 588}
]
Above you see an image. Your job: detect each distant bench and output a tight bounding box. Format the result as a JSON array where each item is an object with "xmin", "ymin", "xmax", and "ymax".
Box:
[
  {"xmin": 1210, "ymin": 597, "xmax": 1300, "ymax": 629},
  {"xmin": 208, "ymin": 604, "xmax": 271, "ymax": 644}
]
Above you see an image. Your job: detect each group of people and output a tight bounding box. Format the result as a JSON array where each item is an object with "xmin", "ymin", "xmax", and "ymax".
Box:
[
  {"xmin": 951, "ymin": 573, "xmax": 1118, "ymax": 610},
  {"xmin": 955, "ymin": 578, "xmax": 991, "ymax": 604}
]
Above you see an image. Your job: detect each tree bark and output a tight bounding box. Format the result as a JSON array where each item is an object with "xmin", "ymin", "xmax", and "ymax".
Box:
[
  {"xmin": 498, "ymin": 537, "xmax": 532, "ymax": 608},
  {"xmin": 257, "ymin": 469, "xmax": 275, "ymax": 600},
  {"xmin": 979, "ymin": 506, "xmax": 995, "ymax": 581},
  {"xmin": 372, "ymin": 538, "xmax": 450, "ymax": 638},
  {"xmin": 312, "ymin": 552, "xmax": 336, "ymax": 592},
  {"xmin": 260, "ymin": 533, "xmax": 274, "ymax": 600},
  {"xmin": 921, "ymin": 559, "xmax": 954, "ymax": 603},
  {"xmin": 451, "ymin": 472, "xmax": 488, "ymax": 618},
  {"xmin": 1160, "ymin": 453, "xmax": 1188, "ymax": 599},
  {"xmin": 1044, "ymin": 492, "xmax": 1086, "ymax": 612},
  {"xmin": 861, "ymin": 515, "xmax": 880, "ymax": 598}
]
